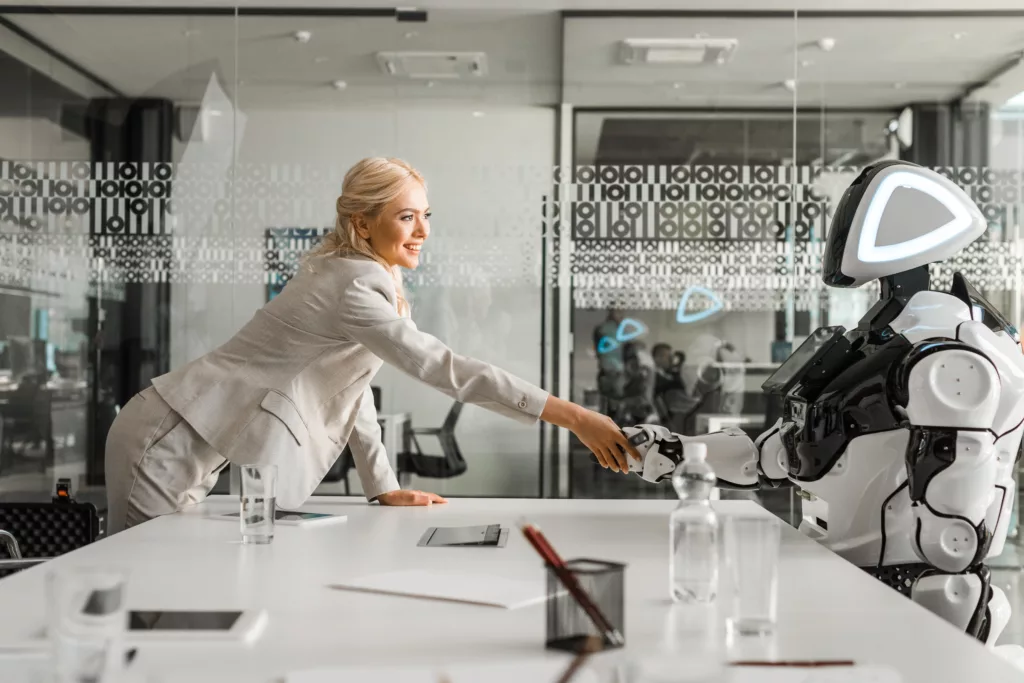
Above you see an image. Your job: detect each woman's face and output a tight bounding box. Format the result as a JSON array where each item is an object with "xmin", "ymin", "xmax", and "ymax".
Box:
[{"xmin": 360, "ymin": 180, "xmax": 431, "ymax": 269}]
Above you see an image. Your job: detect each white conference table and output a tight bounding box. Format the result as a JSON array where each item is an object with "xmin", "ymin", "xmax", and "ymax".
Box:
[{"xmin": 1, "ymin": 497, "xmax": 1022, "ymax": 683}]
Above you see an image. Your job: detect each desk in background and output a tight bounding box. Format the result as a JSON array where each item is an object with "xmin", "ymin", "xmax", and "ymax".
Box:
[
  {"xmin": 0, "ymin": 497, "xmax": 1020, "ymax": 683},
  {"xmin": 696, "ymin": 413, "xmax": 764, "ymax": 434}
]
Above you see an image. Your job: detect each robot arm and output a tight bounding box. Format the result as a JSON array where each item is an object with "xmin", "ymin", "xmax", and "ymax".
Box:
[
  {"xmin": 896, "ymin": 341, "xmax": 1001, "ymax": 573},
  {"xmin": 622, "ymin": 423, "xmax": 782, "ymax": 490}
]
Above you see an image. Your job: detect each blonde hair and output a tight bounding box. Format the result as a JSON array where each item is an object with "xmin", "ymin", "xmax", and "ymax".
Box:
[{"xmin": 309, "ymin": 157, "xmax": 424, "ymax": 316}]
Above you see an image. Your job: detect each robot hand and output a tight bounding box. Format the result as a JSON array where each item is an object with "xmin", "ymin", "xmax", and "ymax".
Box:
[{"xmin": 622, "ymin": 424, "xmax": 760, "ymax": 487}]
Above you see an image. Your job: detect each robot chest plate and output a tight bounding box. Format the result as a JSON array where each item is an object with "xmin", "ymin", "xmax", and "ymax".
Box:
[{"xmin": 781, "ymin": 333, "xmax": 909, "ymax": 481}]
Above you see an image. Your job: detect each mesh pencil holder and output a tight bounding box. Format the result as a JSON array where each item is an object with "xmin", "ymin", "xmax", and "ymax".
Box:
[{"xmin": 545, "ymin": 558, "xmax": 625, "ymax": 653}]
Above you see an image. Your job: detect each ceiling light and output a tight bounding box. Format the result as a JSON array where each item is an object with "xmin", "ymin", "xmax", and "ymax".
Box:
[
  {"xmin": 953, "ymin": 32, "xmax": 966, "ymax": 40},
  {"xmin": 404, "ymin": 31, "xmax": 418, "ymax": 39},
  {"xmin": 182, "ymin": 29, "xmax": 200, "ymax": 37},
  {"xmin": 377, "ymin": 51, "xmax": 488, "ymax": 79},
  {"xmin": 619, "ymin": 37, "xmax": 738, "ymax": 66},
  {"xmin": 783, "ymin": 79, "xmax": 796, "ymax": 92},
  {"xmin": 817, "ymin": 37, "xmax": 836, "ymax": 52},
  {"xmin": 893, "ymin": 82, "xmax": 906, "ymax": 89},
  {"xmin": 426, "ymin": 81, "xmax": 436, "ymax": 88},
  {"xmin": 314, "ymin": 56, "xmax": 329, "ymax": 64},
  {"xmin": 673, "ymin": 82, "xmax": 685, "ymax": 89},
  {"xmin": 472, "ymin": 111, "xmax": 485, "ymax": 117},
  {"xmin": 332, "ymin": 80, "xmax": 347, "ymax": 90},
  {"xmin": 294, "ymin": 30, "xmax": 312, "ymax": 44}
]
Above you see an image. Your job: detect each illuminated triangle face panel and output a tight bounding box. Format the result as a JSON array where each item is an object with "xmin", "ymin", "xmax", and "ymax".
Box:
[
  {"xmin": 676, "ymin": 286, "xmax": 724, "ymax": 324},
  {"xmin": 856, "ymin": 171, "xmax": 976, "ymax": 265}
]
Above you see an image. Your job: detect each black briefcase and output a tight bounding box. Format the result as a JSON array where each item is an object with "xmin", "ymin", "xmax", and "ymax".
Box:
[{"xmin": 0, "ymin": 479, "xmax": 100, "ymax": 578}]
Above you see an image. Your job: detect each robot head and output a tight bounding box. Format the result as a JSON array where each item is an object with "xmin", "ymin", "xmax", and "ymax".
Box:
[{"xmin": 822, "ymin": 161, "xmax": 987, "ymax": 288}]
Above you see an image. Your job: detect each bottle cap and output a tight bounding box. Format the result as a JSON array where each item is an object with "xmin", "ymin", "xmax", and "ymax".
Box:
[{"xmin": 683, "ymin": 442, "xmax": 707, "ymax": 461}]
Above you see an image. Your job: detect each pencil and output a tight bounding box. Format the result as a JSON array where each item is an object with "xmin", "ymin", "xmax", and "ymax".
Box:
[{"xmin": 731, "ymin": 660, "xmax": 855, "ymax": 667}]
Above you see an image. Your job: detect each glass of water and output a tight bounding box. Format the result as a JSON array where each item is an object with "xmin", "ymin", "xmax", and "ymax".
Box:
[
  {"xmin": 723, "ymin": 515, "xmax": 781, "ymax": 636},
  {"xmin": 240, "ymin": 464, "xmax": 277, "ymax": 544},
  {"xmin": 48, "ymin": 566, "xmax": 127, "ymax": 683}
]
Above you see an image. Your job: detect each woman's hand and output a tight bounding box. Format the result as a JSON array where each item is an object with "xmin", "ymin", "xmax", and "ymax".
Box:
[
  {"xmin": 375, "ymin": 490, "xmax": 448, "ymax": 506},
  {"xmin": 540, "ymin": 395, "xmax": 640, "ymax": 474},
  {"xmin": 571, "ymin": 408, "xmax": 640, "ymax": 473}
]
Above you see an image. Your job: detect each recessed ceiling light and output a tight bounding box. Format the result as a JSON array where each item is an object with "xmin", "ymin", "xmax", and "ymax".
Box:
[
  {"xmin": 817, "ymin": 37, "xmax": 836, "ymax": 52},
  {"xmin": 332, "ymin": 80, "xmax": 347, "ymax": 90},
  {"xmin": 404, "ymin": 31, "xmax": 419, "ymax": 39},
  {"xmin": 182, "ymin": 29, "xmax": 200, "ymax": 37},
  {"xmin": 472, "ymin": 111, "xmax": 485, "ymax": 117},
  {"xmin": 783, "ymin": 79, "xmax": 796, "ymax": 92},
  {"xmin": 673, "ymin": 82, "xmax": 685, "ymax": 89},
  {"xmin": 314, "ymin": 56, "xmax": 329, "ymax": 64},
  {"xmin": 426, "ymin": 81, "xmax": 436, "ymax": 88},
  {"xmin": 893, "ymin": 82, "xmax": 906, "ymax": 89},
  {"xmin": 953, "ymin": 32, "xmax": 966, "ymax": 40},
  {"xmin": 294, "ymin": 30, "xmax": 312, "ymax": 44}
]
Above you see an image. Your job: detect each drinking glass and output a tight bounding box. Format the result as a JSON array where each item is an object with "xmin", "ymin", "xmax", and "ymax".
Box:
[
  {"xmin": 723, "ymin": 515, "xmax": 781, "ymax": 635},
  {"xmin": 240, "ymin": 464, "xmax": 277, "ymax": 544}
]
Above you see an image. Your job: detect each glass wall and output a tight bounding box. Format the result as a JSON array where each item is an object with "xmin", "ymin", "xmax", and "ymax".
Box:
[{"xmin": 1, "ymin": 5, "xmax": 1023, "ymax": 521}]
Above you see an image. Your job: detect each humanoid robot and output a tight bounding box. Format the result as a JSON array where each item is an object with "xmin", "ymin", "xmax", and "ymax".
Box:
[{"xmin": 625, "ymin": 161, "xmax": 1024, "ymax": 659}]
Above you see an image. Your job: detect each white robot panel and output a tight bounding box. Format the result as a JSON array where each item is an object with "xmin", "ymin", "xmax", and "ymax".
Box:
[{"xmin": 625, "ymin": 161, "xmax": 1024, "ymax": 656}]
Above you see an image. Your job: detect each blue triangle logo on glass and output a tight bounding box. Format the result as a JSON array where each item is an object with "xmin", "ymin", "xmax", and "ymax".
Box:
[
  {"xmin": 597, "ymin": 336, "xmax": 619, "ymax": 354},
  {"xmin": 615, "ymin": 318, "xmax": 647, "ymax": 342},
  {"xmin": 676, "ymin": 286, "xmax": 724, "ymax": 324}
]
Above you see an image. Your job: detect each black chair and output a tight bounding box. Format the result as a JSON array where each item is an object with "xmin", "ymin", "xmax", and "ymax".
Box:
[
  {"xmin": 320, "ymin": 446, "xmax": 355, "ymax": 495},
  {"xmin": 398, "ymin": 402, "xmax": 466, "ymax": 479}
]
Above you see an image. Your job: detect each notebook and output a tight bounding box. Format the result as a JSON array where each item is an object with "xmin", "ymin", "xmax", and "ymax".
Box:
[
  {"xmin": 328, "ymin": 569, "xmax": 547, "ymax": 609},
  {"xmin": 287, "ymin": 659, "xmax": 598, "ymax": 683}
]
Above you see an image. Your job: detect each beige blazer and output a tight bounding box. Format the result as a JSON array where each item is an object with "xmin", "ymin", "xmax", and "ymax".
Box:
[{"xmin": 151, "ymin": 254, "xmax": 549, "ymax": 508}]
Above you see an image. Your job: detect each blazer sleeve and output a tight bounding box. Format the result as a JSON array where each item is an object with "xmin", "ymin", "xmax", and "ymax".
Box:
[
  {"xmin": 348, "ymin": 385, "xmax": 400, "ymax": 501},
  {"xmin": 338, "ymin": 266, "xmax": 549, "ymax": 425}
]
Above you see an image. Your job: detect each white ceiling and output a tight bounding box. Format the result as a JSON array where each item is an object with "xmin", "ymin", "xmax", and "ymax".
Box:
[
  {"xmin": 4, "ymin": 7, "xmax": 1024, "ymax": 109},
  {"xmin": 6, "ymin": 10, "xmax": 562, "ymax": 107},
  {"xmin": 564, "ymin": 16, "xmax": 1024, "ymax": 108}
]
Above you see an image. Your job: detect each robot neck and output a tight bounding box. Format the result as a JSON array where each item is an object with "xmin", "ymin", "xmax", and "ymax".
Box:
[{"xmin": 857, "ymin": 265, "xmax": 930, "ymax": 332}]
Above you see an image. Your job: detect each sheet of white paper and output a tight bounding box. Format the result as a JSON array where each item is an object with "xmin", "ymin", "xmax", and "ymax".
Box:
[
  {"xmin": 328, "ymin": 569, "xmax": 546, "ymax": 609},
  {"xmin": 288, "ymin": 659, "xmax": 597, "ymax": 683},
  {"xmin": 730, "ymin": 665, "xmax": 902, "ymax": 683}
]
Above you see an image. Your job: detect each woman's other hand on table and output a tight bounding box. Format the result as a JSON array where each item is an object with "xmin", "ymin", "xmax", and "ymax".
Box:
[{"xmin": 376, "ymin": 490, "xmax": 448, "ymax": 506}]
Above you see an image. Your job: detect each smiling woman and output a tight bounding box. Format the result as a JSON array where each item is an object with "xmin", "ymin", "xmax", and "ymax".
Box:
[{"xmin": 102, "ymin": 156, "xmax": 639, "ymax": 534}]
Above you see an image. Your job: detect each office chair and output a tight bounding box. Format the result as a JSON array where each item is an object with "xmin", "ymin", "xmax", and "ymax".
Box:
[
  {"xmin": 320, "ymin": 386, "xmax": 382, "ymax": 494},
  {"xmin": 398, "ymin": 402, "xmax": 466, "ymax": 479},
  {"xmin": 320, "ymin": 445, "xmax": 355, "ymax": 495}
]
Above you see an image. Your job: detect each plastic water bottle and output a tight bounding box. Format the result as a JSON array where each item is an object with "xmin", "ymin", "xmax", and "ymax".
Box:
[{"xmin": 670, "ymin": 442, "xmax": 719, "ymax": 603}]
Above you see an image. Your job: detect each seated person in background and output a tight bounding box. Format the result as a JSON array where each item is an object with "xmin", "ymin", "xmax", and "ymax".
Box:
[
  {"xmin": 716, "ymin": 342, "xmax": 746, "ymax": 416},
  {"xmin": 652, "ymin": 343, "xmax": 694, "ymax": 433},
  {"xmin": 617, "ymin": 342, "xmax": 658, "ymax": 426},
  {"xmin": 652, "ymin": 343, "xmax": 684, "ymax": 395},
  {"xmin": 593, "ymin": 309, "xmax": 626, "ymax": 418}
]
